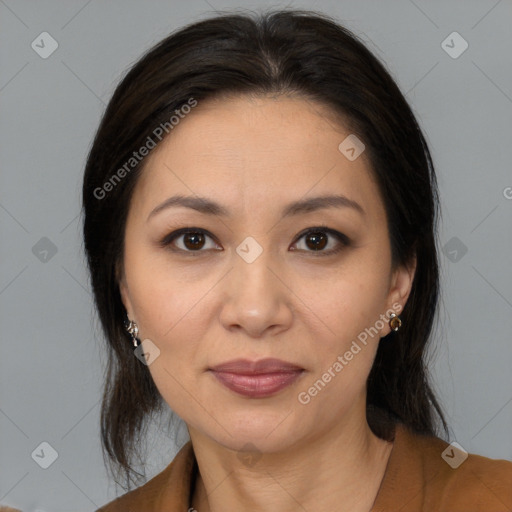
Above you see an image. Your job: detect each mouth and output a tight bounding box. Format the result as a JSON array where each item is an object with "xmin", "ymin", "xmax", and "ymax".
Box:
[{"xmin": 208, "ymin": 358, "xmax": 305, "ymax": 398}]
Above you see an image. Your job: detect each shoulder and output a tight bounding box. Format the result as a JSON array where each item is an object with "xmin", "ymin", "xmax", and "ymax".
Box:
[
  {"xmin": 96, "ymin": 441, "xmax": 196, "ymax": 512},
  {"xmin": 387, "ymin": 423, "xmax": 512, "ymax": 511},
  {"xmin": 436, "ymin": 448, "xmax": 512, "ymax": 509},
  {"xmin": 95, "ymin": 470, "xmax": 168, "ymax": 512}
]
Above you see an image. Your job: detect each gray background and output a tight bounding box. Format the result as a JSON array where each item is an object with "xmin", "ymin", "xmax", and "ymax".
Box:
[{"xmin": 1, "ymin": 0, "xmax": 511, "ymax": 510}]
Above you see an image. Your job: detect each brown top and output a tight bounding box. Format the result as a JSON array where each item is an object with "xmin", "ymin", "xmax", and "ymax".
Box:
[{"xmin": 92, "ymin": 422, "xmax": 512, "ymax": 511}]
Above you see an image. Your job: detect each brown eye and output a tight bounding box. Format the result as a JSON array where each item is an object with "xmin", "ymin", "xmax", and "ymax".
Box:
[
  {"xmin": 304, "ymin": 231, "xmax": 328, "ymax": 251},
  {"xmin": 182, "ymin": 232, "xmax": 206, "ymax": 250},
  {"xmin": 160, "ymin": 226, "xmax": 349, "ymax": 257},
  {"xmin": 291, "ymin": 227, "xmax": 349, "ymax": 256},
  {"xmin": 159, "ymin": 228, "xmax": 221, "ymax": 254}
]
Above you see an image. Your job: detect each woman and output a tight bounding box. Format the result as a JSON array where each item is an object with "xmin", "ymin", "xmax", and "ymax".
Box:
[{"xmin": 80, "ymin": 9, "xmax": 512, "ymax": 512}]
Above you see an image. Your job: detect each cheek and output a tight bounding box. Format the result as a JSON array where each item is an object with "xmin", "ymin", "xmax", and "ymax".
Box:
[
  {"xmin": 291, "ymin": 257, "xmax": 391, "ymax": 395},
  {"xmin": 297, "ymin": 258, "xmax": 390, "ymax": 338},
  {"xmin": 129, "ymin": 272, "xmax": 208, "ymax": 343},
  {"xmin": 293, "ymin": 278, "xmax": 387, "ymax": 414},
  {"xmin": 122, "ymin": 232, "xmax": 206, "ymax": 337}
]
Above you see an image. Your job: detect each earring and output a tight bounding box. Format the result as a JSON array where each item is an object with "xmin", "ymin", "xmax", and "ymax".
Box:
[
  {"xmin": 389, "ymin": 313, "xmax": 402, "ymax": 332},
  {"xmin": 125, "ymin": 318, "xmax": 141, "ymax": 348}
]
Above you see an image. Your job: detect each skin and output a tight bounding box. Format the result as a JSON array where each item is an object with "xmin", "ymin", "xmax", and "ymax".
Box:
[{"xmin": 118, "ymin": 94, "xmax": 416, "ymax": 512}]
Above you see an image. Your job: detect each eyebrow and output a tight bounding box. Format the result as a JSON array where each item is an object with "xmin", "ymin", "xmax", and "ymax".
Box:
[{"xmin": 147, "ymin": 193, "xmax": 365, "ymax": 221}]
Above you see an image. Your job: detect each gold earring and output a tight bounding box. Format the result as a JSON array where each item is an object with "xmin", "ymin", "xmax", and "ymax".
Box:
[{"xmin": 389, "ymin": 313, "xmax": 402, "ymax": 332}]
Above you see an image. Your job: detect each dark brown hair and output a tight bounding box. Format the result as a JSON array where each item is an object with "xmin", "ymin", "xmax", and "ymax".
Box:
[{"xmin": 82, "ymin": 8, "xmax": 448, "ymax": 489}]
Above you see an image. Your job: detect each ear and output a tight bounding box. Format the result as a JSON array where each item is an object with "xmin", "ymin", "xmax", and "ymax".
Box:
[
  {"xmin": 381, "ymin": 254, "xmax": 416, "ymax": 337},
  {"xmin": 116, "ymin": 261, "xmax": 135, "ymax": 321}
]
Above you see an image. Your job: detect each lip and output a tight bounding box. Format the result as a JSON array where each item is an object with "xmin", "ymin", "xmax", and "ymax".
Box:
[
  {"xmin": 209, "ymin": 358, "xmax": 304, "ymax": 374},
  {"xmin": 209, "ymin": 358, "xmax": 304, "ymax": 398}
]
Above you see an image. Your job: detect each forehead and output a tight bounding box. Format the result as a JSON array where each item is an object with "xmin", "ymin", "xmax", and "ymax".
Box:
[{"xmin": 133, "ymin": 94, "xmax": 383, "ymax": 222}]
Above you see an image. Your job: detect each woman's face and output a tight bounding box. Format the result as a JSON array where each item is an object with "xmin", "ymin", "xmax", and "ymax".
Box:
[{"xmin": 119, "ymin": 94, "xmax": 414, "ymax": 453}]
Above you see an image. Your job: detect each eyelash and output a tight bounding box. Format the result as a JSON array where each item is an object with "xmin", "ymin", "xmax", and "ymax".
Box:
[{"xmin": 158, "ymin": 226, "xmax": 350, "ymax": 257}]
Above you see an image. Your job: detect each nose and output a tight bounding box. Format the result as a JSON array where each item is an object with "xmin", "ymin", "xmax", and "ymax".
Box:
[{"xmin": 218, "ymin": 248, "xmax": 293, "ymax": 339}]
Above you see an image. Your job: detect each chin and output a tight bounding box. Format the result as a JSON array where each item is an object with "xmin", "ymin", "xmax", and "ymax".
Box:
[{"xmin": 206, "ymin": 409, "xmax": 302, "ymax": 452}]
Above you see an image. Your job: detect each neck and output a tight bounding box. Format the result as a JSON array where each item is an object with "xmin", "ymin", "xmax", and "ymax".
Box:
[{"xmin": 189, "ymin": 412, "xmax": 394, "ymax": 512}]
